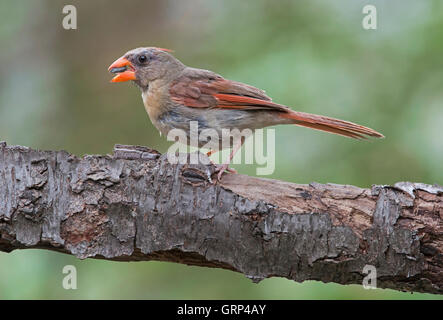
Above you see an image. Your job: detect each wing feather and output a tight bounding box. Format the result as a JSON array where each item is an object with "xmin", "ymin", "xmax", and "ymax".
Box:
[{"xmin": 169, "ymin": 68, "xmax": 384, "ymax": 139}]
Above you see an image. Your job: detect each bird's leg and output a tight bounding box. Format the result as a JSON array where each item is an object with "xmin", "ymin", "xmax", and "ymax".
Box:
[
  {"xmin": 206, "ymin": 150, "xmax": 218, "ymax": 167},
  {"xmin": 205, "ymin": 150, "xmax": 237, "ymax": 174},
  {"xmin": 215, "ymin": 137, "xmax": 245, "ymax": 181}
]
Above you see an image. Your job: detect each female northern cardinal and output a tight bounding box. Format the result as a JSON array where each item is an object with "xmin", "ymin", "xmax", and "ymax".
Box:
[{"xmin": 108, "ymin": 47, "xmax": 384, "ymax": 180}]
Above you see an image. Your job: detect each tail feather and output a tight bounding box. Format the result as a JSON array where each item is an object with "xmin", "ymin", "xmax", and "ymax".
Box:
[{"xmin": 281, "ymin": 111, "xmax": 384, "ymax": 140}]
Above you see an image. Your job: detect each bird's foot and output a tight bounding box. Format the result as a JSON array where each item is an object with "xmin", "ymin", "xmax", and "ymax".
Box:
[{"xmin": 213, "ymin": 164, "xmax": 237, "ymax": 182}]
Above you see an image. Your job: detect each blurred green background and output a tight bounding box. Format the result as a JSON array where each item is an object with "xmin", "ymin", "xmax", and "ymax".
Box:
[{"xmin": 0, "ymin": 0, "xmax": 442, "ymax": 299}]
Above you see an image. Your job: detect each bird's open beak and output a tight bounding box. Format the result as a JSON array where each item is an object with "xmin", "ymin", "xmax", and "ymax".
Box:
[{"xmin": 108, "ymin": 57, "xmax": 136, "ymax": 82}]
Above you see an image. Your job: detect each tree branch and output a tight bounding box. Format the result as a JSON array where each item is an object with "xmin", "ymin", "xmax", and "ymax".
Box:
[{"xmin": 0, "ymin": 141, "xmax": 441, "ymax": 294}]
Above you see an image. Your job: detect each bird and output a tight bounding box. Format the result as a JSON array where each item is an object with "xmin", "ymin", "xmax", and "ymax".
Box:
[{"xmin": 108, "ymin": 47, "xmax": 384, "ymax": 181}]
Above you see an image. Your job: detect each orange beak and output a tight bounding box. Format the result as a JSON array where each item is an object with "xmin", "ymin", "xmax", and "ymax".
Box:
[{"xmin": 108, "ymin": 57, "xmax": 136, "ymax": 82}]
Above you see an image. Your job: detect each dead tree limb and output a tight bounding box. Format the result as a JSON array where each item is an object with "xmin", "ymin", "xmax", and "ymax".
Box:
[{"xmin": 0, "ymin": 141, "xmax": 441, "ymax": 294}]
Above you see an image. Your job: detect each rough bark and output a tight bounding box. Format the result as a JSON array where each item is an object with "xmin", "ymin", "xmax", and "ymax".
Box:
[{"xmin": 0, "ymin": 141, "xmax": 441, "ymax": 294}]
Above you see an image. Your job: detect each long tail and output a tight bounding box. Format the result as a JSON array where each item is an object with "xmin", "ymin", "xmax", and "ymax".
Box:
[{"xmin": 281, "ymin": 110, "xmax": 384, "ymax": 139}]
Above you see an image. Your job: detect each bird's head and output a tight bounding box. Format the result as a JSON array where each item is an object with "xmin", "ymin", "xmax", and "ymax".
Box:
[{"xmin": 108, "ymin": 47, "xmax": 184, "ymax": 89}]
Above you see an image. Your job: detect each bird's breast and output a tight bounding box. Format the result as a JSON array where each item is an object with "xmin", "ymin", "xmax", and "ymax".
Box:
[{"xmin": 141, "ymin": 81, "xmax": 172, "ymax": 135}]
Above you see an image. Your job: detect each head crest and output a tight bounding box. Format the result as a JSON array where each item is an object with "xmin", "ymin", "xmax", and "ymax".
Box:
[{"xmin": 155, "ymin": 47, "xmax": 174, "ymax": 53}]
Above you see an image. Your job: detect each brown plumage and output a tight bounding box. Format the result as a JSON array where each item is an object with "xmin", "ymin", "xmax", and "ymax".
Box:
[{"xmin": 108, "ymin": 47, "xmax": 384, "ymax": 180}]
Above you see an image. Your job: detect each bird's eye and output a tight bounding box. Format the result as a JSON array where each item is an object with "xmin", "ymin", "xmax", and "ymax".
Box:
[{"xmin": 138, "ymin": 55, "xmax": 148, "ymax": 63}]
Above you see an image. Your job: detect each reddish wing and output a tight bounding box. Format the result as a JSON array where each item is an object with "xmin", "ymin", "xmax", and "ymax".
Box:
[
  {"xmin": 169, "ymin": 69, "xmax": 291, "ymax": 112},
  {"xmin": 169, "ymin": 69, "xmax": 384, "ymax": 139}
]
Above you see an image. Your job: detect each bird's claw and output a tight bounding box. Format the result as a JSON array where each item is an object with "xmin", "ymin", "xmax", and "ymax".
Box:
[
  {"xmin": 226, "ymin": 167, "xmax": 238, "ymax": 174},
  {"xmin": 213, "ymin": 164, "xmax": 237, "ymax": 182}
]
